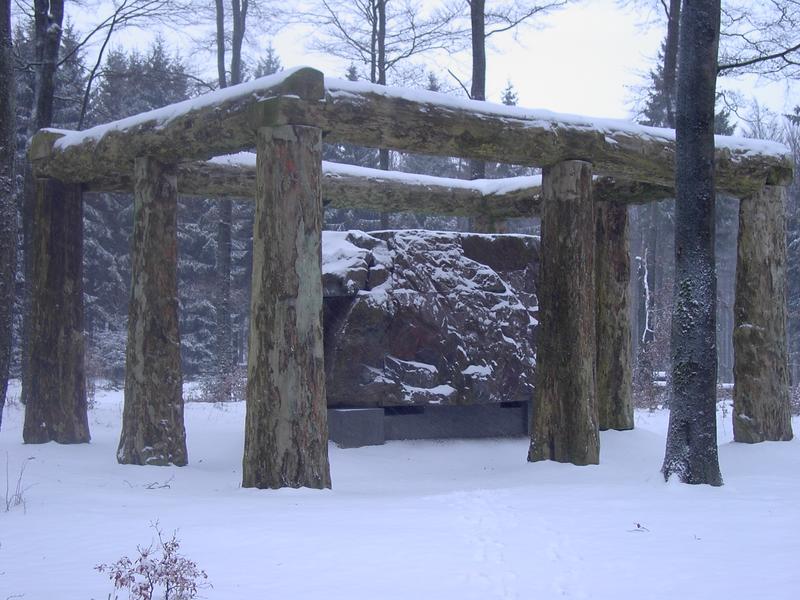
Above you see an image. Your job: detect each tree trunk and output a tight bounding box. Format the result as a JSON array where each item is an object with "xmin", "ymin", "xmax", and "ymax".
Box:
[
  {"xmin": 377, "ymin": 0, "xmax": 391, "ymax": 230},
  {"xmin": 662, "ymin": 0, "xmax": 723, "ymax": 486},
  {"xmin": 213, "ymin": 0, "xmax": 247, "ymax": 401},
  {"xmin": 467, "ymin": 0, "xmax": 489, "ymax": 233},
  {"xmin": 663, "ymin": 0, "xmax": 681, "ymax": 129},
  {"xmin": 596, "ymin": 201, "xmax": 633, "ymax": 431},
  {"xmin": 214, "ymin": 0, "xmax": 227, "ymax": 88},
  {"xmin": 215, "ymin": 198, "xmax": 233, "ymax": 399},
  {"xmin": 22, "ymin": 178, "xmax": 89, "ymax": 444},
  {"xmin": 370, "ymin": 0, "xmax": 378, "ymax": 84},
  {"xmin": 377, "ymin": 0, "xmax": 386, "ymax": 86},
  {"xmin": 243, "ymin": 125, "xmax": 331, "ymax": 489},
  {"xmin": 733, "ymin": 186, "xmax": 793, "ymax": 442},
  {"xmin": 230, "ymin": 0, "xmax": 247, "ymax": 86},
  {"xmin": 0, "ymin": 0, "xmax": 15, "ymax": 429},
  {"xmin": 469, "ymin": 0, "xmax": 487, "ymax": 182},
  {"xmin": 379, "ymin": 149, "xmax": 391, "ymax": 229},
  {"xmin": 21, "ymin": 0, "xmax": 65, "ymax": 407},
  {"xmin": 118, "ymin": 157, "xmax": 186, "ymax": 466},
  {"xmin": 31, "ymin": 0, "xmax": 64, "ymax": 135},
  {"xmin": 645, "ymin": 203, "xmax": 657, "ymax": 344},
  {"xmin": 528, "ymin": 160, "xmax": 599, "ymax": 465}
]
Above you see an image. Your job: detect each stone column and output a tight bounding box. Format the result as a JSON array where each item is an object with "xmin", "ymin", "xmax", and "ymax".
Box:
[
  {"xmin": 733, "ymin": 186, "xmax": 793, "ymax": 443},
  {"xmin": 528, "ymin": 160, "xmax": 599, "ymax": 465},
  {"xmin": 23, "ymin": 178, "xmax": 89, "ymax": 444},
  {"xmin": 118, "ymin": 157, "xmax": 187, "ymax": 466},
  {"xmin": 595, "ymin": 201, "xmax": 633, "ymax": 431},
  {"xmin": 243, "ymin": 125, "xmax": 331, "ymax": 489}
]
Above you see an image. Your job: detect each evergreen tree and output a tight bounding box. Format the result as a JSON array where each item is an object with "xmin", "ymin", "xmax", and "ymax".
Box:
[
  {"xmin": 500, "ymin": 80, "xmax": 518, "ymax": 106},
  {"xmin": 12, "ymin": 20, "xmax": 87, "ymax": 381},
  {"xmin": 632, "ymin": 30, "xmax": 737, "ymax": 399},
  {"xmin": 0, "ymin": 0, "xmax": 14, "ymax": 427},
  {"xmin": 323, "ymin": 65, "xmax": 383, "ymax": 231},
  {"xmin": 253, "ymin": 42, "xmax": 282, "ymax": 78},
  {"xmin": 80, "ymin": 42, "xmax": 219, "ymax": 381}
]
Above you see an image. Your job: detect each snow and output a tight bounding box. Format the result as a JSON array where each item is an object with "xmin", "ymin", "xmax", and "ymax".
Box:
[
  {"xmin": 50, "ymin": 67, "xmax": 311, "ymax": 149},
  {"xmin": 46, "ymin": 67, "xmax": 789, "ymax": 163},
  {"xmin": 2, "ymin": 382, "xmax": 799, "ymax": 600},
  {"xmin": 211, "ymin": 152, "xmax": 543, "ymax": 196},
  {"xmin": 320, "ymin": 231, "xmax": 372, "ymax": 280},
  {"xmin": 322, "ymin": 161, "xmax": 543, "ymax": 196},
  {"xmin": 462, "ymin": 364, "xmax": 493, "ymax": 378},
  {"xmin": 327, "ymin": 77, "xmax": 791, "ymax": 160}
]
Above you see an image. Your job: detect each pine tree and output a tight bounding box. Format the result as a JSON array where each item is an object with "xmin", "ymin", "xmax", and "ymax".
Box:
[
  {"xmin": 322, "ymin": 66, "xmax": 383, "ymax": 231},
  {"xmin": 81, "ymin": 42, "xmax": 206, "ymax": 381},
  {"xmin": 500, "ymin": 80, "xmax": 518, "ymax": 106},
  {"xmin": 0, "ymin": 0, "xmax": 15, "ymax": 428},
  {"xmin": 13, "ymin": 19, "xmax": 86, "ymax": 395},
  {"xmin": 253, "ymin": 42, "xmax": 282, "ymax": 78}
]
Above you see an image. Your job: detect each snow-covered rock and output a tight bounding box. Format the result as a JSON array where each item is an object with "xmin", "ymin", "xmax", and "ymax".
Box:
[{"xmin": 322, "ymin": 230, "xmax": 538, "ymax": 407}]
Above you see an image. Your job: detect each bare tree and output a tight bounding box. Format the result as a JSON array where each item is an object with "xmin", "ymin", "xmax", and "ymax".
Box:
[
  {"xmin": 307, "ymin": 0, "xmax": 460, "ymax": 227},
  {"xmin": 213, "ymin": 0, "xmax": 249, "ymax": 401},
  {"xmin": 625, "ymin": 0, "xmax": 800, "ymax": 81},
  {"xmin": 29, "ymin": 0, "xmax": 65, "ymax": 135},
  {"xmin": 307, "ymin": 0, "xmax": 459, "ymax": 85},
  {"xmin": 74, "ymin": 0, "xmax": 194, "ymax": 129},
  {"xmin": 457, "ymin": 0, "xmax": 566, "ymax": 223},
  {"xmin": 718, "ymin": 1, "xmax": 800, "ymax": 79},
  {"xmin": 0, "ymin": 0, "xmax": 15, "ymax": 430},
  {"xmin": 662, "ymin": 0, "xmax": 723, "ymax": 486},
  {"xmin": 19, "ymin": 0, "xmax": 65, "ymax": 410},
  {"xmin": 481, "ymin": 1, "xmax": 566, "ymax": 185}
]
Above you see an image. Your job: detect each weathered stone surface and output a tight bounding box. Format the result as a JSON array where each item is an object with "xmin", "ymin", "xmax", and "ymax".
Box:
[
  {"xmin": 243, "ymin": 125, "xmax": 331, "ymax": 490},
  {"xmin": 118, "ymin": 158, "xmax": 187, "ymax": 466},
  {"xmin": 321, "ymin": 230, "xmax": 538, "ymax": 408},
  {"xmin": 528, "ymin": 160, "xmax": 599, "ymax": 466},
  {"xmin": 30, "ymin": 68, "xmax": 325, "ymax": 183},
  {"xmin": 595, "ymin": 201, "xmax": 633, "ymax": 431},
  {"xmin": 733, "ymin": 186, "xmax": 793, "ymax": 443},
  {"xmin": 22, "ymin": 178, "xmax": 89, "ymax": 444}
]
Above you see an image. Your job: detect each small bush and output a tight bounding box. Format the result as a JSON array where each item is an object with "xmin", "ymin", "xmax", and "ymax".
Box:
[
  {"xmin": 96, "ymin": 523, "xmax": 209, "ymax": 600},
  {"xmin": 4, "ymin": 454, "xmax": 32, "ymax": 513},
  {"xmin": 193, "ymin": 365, "xmax": 247, "ymax": 404}
]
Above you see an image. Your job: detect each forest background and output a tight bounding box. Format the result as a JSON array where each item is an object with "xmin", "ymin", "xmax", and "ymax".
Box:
[{"xmin": 1, "ymin": 0, "xmax": 798, "ymax": 403}]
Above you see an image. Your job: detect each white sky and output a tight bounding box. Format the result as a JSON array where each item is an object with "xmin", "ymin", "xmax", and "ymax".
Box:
[{"xmin": 58, "ymin": 0, "xmax": 798, "ymax": 128}]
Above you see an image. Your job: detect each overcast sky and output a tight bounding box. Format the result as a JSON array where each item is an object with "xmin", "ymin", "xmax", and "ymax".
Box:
[{"xmin": 56, "ymin": 0, "xmax": 799, "ymax": 129}]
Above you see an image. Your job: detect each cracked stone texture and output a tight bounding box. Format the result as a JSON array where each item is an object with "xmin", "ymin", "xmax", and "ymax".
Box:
[{"xmin": 321, "ymin": 230, "xmax": 538, "ymax": 408}]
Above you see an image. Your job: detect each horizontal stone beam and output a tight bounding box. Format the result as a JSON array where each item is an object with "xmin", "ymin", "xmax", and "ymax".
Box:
[
  {"xmin": 321, "ymin": 165, "xmax": 540, "ymax": 218},
  {"xmin": 280, "ymin": 79, "xmax": 792, "ymax": 195},
  {"xmin": 30, "ymin": 67, "xmax": 325, "ymax": 183},
  {"xmin": 86, "ymin": 159, "xmax": 540, "ymax": 218},
  {"xmin": 83, "ymin": 157, "xmax": 674, "ymax": 217},
  {"xmin": 30, "ymin": 67, "xmax": 790, "ymax": 197}
]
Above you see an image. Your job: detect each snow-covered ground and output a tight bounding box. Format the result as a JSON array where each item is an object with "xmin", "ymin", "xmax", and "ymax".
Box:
[{"xmin": 1, "ymin": 382, "xmax": 798, "ymax": 600}]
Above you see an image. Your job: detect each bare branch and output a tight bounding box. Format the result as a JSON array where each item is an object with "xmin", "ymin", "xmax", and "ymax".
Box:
[
  {"xmin": 446, "ymin": 67, "xmax": 471, "ymax": 98},
  {"xmin": 718, "ymin": 0, "xmax": 800, "ymax": 80}
]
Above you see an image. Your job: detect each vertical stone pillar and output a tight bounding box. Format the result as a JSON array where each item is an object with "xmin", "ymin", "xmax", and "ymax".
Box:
[
  {"xmin": 528, "ymin": 160, "xmax": 599, "ymax": 465},
  {"xmin": 118, "ymin": 157, "xmax": 187, "ymax": 466},
  {"xmin": 243, "ymin": 125, "xmax": 331, "ymax": 489},
  {"xmin": 23, "ymin": 178, "xmax": 89, "ymax": 444},
  {"xmin": 596, "ymin": 201, "xmax": 633, "ymax": 431},
  {"xmin": 733, "ymin": 186, "xmax": 793, "ymax": 443}
]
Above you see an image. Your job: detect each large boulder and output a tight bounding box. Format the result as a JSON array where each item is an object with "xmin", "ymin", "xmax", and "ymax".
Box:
[{"xmin": 322, "ymin": 230, "xmax": 538, "ymax": 408}]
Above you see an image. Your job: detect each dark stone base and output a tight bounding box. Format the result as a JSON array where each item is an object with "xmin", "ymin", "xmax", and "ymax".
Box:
[
  {"xmin": 327, "ymin": 408, "xmax": 385, "ymax": 449},
  {"xmin": 327, "ymin": 402, "xmax": 530, "ymax": 448}
]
